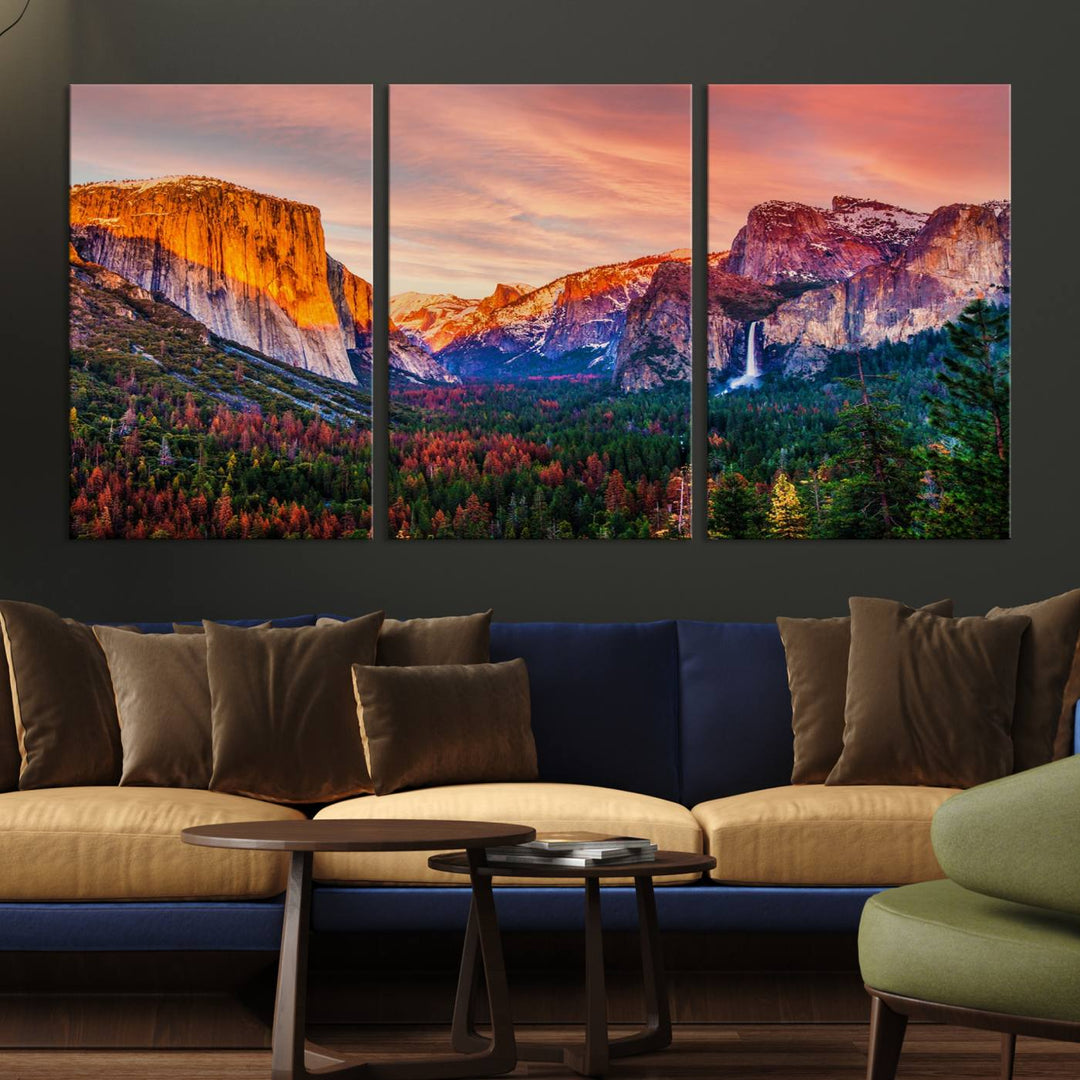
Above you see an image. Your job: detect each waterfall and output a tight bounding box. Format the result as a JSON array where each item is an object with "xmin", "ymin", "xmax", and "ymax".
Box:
[
  {"xmin": 745, "ymin": 321, "xmax": 760, "ymax": 378},
  {"xmin": 726, "ymin": 321, "xmax": 762, "ymax": 390}
]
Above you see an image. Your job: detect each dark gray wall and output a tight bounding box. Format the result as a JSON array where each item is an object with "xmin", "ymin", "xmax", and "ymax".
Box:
[{"xmin": 0, "ymin": 0, "xmax": 1072, "ymax": 622}]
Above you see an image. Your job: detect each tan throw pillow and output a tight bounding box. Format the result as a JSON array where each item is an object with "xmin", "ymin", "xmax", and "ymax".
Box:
[
  {"xmin": 207, "ymin": 613, "xmax": 384, "ymax": 803},
  {"xmin": 0, "ymin": 601, "xmax": 121, "ymax": 788},
  {"xmin": 317, "ymin": 611, "xmax": 492, "ymax": 666},
  {"xmin": 0, "ymin": 647, "xmax": 19, "ymax": 792},
  {"xmin": 827, "ymin": 597, "xmax": 1030, "ymax": 789},
  {"xmin": 778, "ymin": 599, "xmax": 954, "ymax": 784},
  {"xmin": 352, "ymin": 659, "xmax": 536, "ymax": 796},
  {"xmin": 93, "ymin": 626, "xmax": 212, "ymax": 788},
  {"xmin": 172, "ymin": 621, "xmax": 270, "ymax": 634},
  {"xmin": 987, "ymin": 589, "xmax": 1080, "ymax": 772}
]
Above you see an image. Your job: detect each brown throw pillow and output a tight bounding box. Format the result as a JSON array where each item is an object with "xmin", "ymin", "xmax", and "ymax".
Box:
[
  {"xmin": 352, "ymin": 659, "xmax": 536, "ymax": 795},
  {"xmin": 207, "ymin": 613, "xmax": 384, "ymax": 803},
  {"xmin": 0, "ymin": 601, "xmax": 121, "ymax": 788},
  {"xmin": 987, "ymin": 589, "xmax": 1080, "ymax": 772},
  {"xmin": 317, "ymin": 611, "xmax": 492, "ymax": 666},
  {"xmin": 778, "ymin": 599, "xmax": 954, "ymax": 784},
  {"xmin": 172, "ymin": 621, "xmax": 270, "ymax": 634},
  {"xmin": 0, "ymin": 647, "xmax": 19, "ymax": 792},
  {"xmin": 93, "ymin": 626, "xmax": 213, "ymax": 788},
  {"xmin": 827, "ymin": 598, "xmax": 1029, "ymax": 788}
]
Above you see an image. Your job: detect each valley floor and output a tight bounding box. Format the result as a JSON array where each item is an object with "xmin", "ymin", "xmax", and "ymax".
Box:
[
  {"xmin": 390, "ymin": 380, "xmax": 691, "ymax": 539},
  {"xmin": 3, "ymin": 1024, "xmax": 1078, "ymax": 1079}
]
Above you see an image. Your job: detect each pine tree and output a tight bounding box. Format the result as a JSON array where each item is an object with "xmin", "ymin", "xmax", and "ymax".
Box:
[
  {"xmin": 917, "ymin": 300, "xmax": 1010, "ymax": 538},
  {"xmin": 709, "ymin": 468, "xmax": 763, "ymax": 538},
  {"xmin": 767, "ymin": 472, "xmax": 808, "ymax": 539},
  {"xmin": 827, "ymin": 352, "xmax": 915, "ymax": 538}
]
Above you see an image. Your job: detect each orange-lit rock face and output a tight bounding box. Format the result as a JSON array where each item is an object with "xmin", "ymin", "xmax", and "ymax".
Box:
[
  {"xmin": 327, "ymin": 256, "xmax": 373, "ymax": 346},
  {"xmin": 70, "ymin": 176, "xmax": 362, "ymax": 382},
  {"xmin": 390, "ymin": 283, "xmax": 534, "ymax": 354},
  {"xmin": 390, "ymin": 293, "xmax": 486, "ymax": 353}
]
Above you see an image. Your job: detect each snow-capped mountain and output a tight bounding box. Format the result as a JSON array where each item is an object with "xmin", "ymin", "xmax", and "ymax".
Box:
[
  {"xmin": 723, "ymin": 196, "xmax": 930, "ymax": 288},
  {"xmin": 826, "ymin": 196, "xmax": 930, "ymax": 252},
  {"xmin": 392, "ymin": 252, "xmax": 691, "ymax": 381},
  {"xmin": 621, "ymin": 195, "xmax": 1009, "ymax": 385},
  {"xmin": 754, "ymin": 199, "xmax": 1011, "ymax": 375}
]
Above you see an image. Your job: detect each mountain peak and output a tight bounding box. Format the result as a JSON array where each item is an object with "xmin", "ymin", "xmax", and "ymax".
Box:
[
  {"xmin": 71, "ymin": 175, "xmax": 318, "ymax": 213},
  {"xmin": 826, "ymin": 195, "xmax": 928, "ymax": 249},
  {"xmin": 477, "ymin": 281, "xmax": 535, "ymax": 316},
  {"xmin": 729, "ymin": 194, "xmax": 934, "ymax": 286},
  {"xmin": 831, "ymin": 194, "xmax": 892, "ymax": 212}
]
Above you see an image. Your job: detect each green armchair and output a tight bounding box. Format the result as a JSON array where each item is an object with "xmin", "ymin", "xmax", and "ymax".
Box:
[{"xmin": 859, "ymin": 755, "xmax": 1080, "ymax": 1080}]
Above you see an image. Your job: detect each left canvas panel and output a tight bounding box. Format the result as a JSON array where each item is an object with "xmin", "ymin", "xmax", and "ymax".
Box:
[{"xmin": 69, "ymin": 85, "xmax": 373, "ymax": 539}]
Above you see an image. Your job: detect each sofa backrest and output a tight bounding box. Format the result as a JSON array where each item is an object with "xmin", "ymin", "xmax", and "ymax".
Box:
[
  {"xmin": 117, "ymin": 614, "xmax": 799, "ymax": 807},
  {"xmin": 490, "ymin": 621, "xmax": 681, "ymax": 802},
  {"xmin": 124, "ymin": 615, "xmax": 317, "ymax": 634},
  {"xmin": 676, "ymin": 621, "xmax": 794, "ymax": 806}
]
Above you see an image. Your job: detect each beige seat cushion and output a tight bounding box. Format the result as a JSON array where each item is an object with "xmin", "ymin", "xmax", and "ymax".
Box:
[
  {"xmin": 314, "ymin": 782, "xmax": 703, "ymax": 886},
  {"xmin": 0, "ymin": 787, "xmax": 305, "ymax": 900},
  {"xmin": 693, "ymin": 785, "xmax": 959, "ymax": 886}
]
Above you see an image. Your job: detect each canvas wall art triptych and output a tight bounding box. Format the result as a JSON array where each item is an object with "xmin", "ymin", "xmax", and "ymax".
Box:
[{"xmin": 68, "ymin": 83, "xmax": 1010, "ymax": 541}]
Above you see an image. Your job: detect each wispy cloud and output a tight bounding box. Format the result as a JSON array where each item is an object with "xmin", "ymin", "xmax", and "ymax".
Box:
[
  {"xmin": 70, "ymin": 84, "xmax": 372, "ymax": 276},
  {"xmin": 390, "ymin": 84, "xmax": 692, "ymax": 298},
  {"xmin": 709, "ymin": 84, "xmax": 1010, "ymax": 251}
]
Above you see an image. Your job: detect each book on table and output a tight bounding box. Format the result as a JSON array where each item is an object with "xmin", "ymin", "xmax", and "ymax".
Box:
[{"xmin": 483, "ymin": 832, "xmax": 657, "ymax": 867}]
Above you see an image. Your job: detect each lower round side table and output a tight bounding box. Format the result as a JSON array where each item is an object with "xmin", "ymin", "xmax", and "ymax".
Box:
[
  {"xmin": 183, "ymin": 818, "xmax": 535, "ymax": 1080},
  {"xmin": 428, "ymin": 848, "xmax": 716, "ymax": 1078}
]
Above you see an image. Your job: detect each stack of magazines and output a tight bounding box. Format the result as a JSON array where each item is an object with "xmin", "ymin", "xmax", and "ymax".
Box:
[{"xmin": 484, "ymin": 832, "xmax": 657, "ymax": 868}]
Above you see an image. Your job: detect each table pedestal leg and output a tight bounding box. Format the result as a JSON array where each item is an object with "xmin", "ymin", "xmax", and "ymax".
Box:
[
  {"xmin": 449, "ymin": 899, "xmax": 487, "ymax": 1054},
  {"xmin": 609, "ymin": 876, "xmax": 671, "ymax": 1058},
  {"xmin": 563, "ymin": 876, "xmax": 609, "ymax": 1077},
  {"xmin": 272, "ymin": 849, "xmax": 516, "ymax": 1080},
  {"xmin": 477, "ymin": 875, "xmax": 673, "ymax": 1077},
  {"xmin": 272, "ymin": 851, "xmax": 313, "ymax": 1080}
]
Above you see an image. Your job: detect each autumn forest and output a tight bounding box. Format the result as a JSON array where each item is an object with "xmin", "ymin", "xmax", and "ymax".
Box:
[{"xmin": 69, "ymin": 265, "xmax": 372, "ymax": 540}]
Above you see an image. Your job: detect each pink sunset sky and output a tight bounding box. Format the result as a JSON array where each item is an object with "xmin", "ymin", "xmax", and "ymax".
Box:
[
  {"xmin": 390, "ymin": 84, "xmax": 692, "ymax": 298},
  {"xmin": 70, "ymin": 84, "xmax": 373, "ymax": 277},
  {"xmin": 710, "ymin": 84, "xmax": 1011, "ymax": 251}
]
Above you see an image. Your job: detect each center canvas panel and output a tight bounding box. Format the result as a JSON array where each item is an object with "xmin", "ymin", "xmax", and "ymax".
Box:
[
  {"xmin": 69, "ymin": 85, "xmax": 373, "ymax": 540},
  {"xmin": 389, "ymin": 84, "xmax": 692, "ymax": 540}
]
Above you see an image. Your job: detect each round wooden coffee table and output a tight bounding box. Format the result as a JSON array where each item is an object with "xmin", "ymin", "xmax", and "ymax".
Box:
[
  {"xmin": 183, "ymin": 819, "xmax": 535, "ymax": 1080},
  {"xmin": 429, "ymin": 848, "xmax": 716, "ymax": 1078}
]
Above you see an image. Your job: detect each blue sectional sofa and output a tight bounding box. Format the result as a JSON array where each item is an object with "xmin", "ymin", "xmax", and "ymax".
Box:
[{"xmin": 2, "ymin": 617, "xmax": 1073, "ymax": 953}]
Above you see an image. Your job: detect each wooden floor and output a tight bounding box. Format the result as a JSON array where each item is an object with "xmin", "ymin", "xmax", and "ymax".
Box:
[{"xmin": 2, "ymin": 1024, "xmax": 1080, "ymax": 1079}]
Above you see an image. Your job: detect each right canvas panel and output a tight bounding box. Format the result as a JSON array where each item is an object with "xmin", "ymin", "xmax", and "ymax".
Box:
[{"xmin": 707, "ymin": 85, "xmax": 1011, "ymax": 539}]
